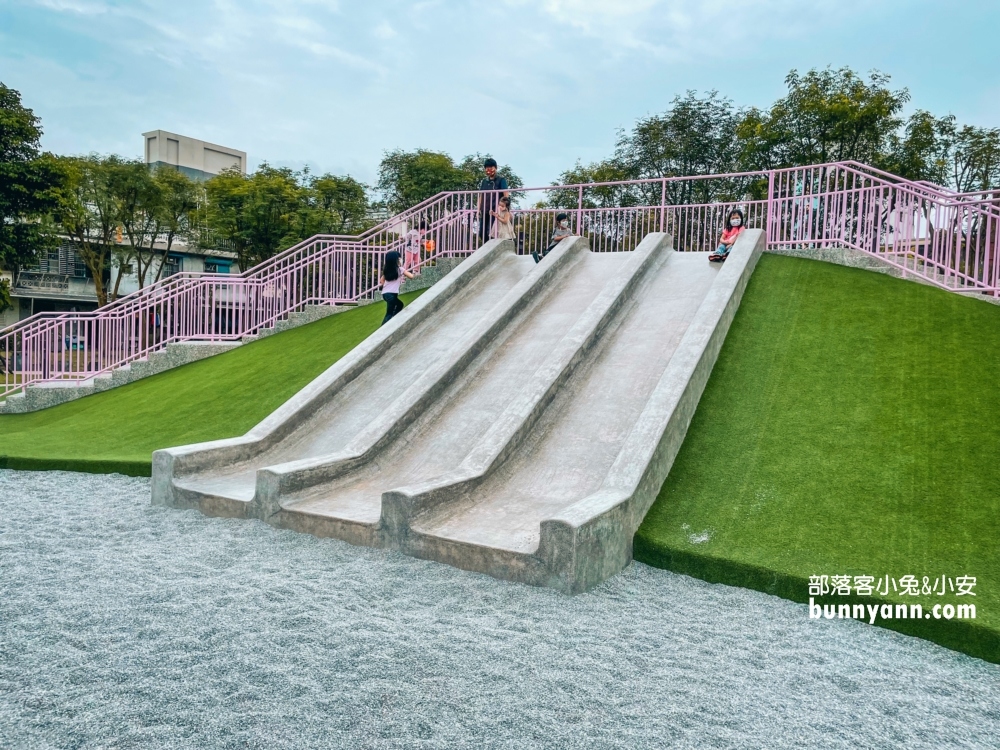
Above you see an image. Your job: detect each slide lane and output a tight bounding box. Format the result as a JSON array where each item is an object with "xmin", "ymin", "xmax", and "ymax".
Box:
[
  {"xmin": 169, "ymin": 241, "xmax": 537, "ymax": 507},
  {"xmin": 274, "ymin": 237, "xmax": 668, "ymax": 541},
  {"xmin": 407, "ymin": 251, "xmax": 720, "ymax": 562}
]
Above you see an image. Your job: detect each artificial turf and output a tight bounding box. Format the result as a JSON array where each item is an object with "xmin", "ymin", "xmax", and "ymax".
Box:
[
  {"xmin": 0, "ymin": 292, "xmax": 422, "ymax": 476},
  {"xmin": 635, "ymin": 253, "xmax": 1000, "ymax": 662}
]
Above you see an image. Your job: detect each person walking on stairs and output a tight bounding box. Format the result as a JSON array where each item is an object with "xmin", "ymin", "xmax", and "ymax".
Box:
[
  {"xmin": 404, "ymin": 221, "xmax": 425, "ymax": 276},
  {"xmin": 379, "ymin": 250, "xmax": 414, "ymax": 326}
]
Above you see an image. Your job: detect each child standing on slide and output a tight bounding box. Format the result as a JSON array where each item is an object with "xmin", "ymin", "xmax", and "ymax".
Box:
[
  {"xmin": 379, "ymin": 250, "xmax": 415, "ymax": 326},
  {"xmin": 709, "ymin": 209, "xmax": 745, "ymax": 262}
]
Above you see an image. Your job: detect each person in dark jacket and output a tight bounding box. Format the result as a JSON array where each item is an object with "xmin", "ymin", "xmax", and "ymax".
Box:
[{"xmin": 476, "ymin": 157, "xmax": 509, "ymax": 244}]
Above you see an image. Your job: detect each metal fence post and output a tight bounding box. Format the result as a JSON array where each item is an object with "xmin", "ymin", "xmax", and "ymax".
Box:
[
  {"xmin": 659, "ymin": 178, "xmax": 666, "ymax": 233},
  {"xmin": 766, "ymin": 170, "xmax": 775, "ymax": 247}
]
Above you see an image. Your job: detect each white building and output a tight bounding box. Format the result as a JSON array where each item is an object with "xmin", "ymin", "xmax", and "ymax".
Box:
[
  {"xmin": 2, "ymin": 132, "xmax": 247, "ymax": 326},
  {"xmin": 143, "ymin": 130, "xmax": 246, "ymax": 181}
]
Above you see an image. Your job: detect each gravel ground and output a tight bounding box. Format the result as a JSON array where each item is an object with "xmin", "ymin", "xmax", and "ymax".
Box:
[{"xmin": 1, "ymin": 470, "xmax": 999, "ymax": 749}]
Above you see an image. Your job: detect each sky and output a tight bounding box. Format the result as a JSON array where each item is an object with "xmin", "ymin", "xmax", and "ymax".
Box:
[{"xmin": 2, "ymin": 0, "xmax": 999, "ymax": 189}]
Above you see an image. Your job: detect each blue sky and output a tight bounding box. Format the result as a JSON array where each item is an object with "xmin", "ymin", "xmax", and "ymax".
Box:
[{"xmin": 2, "ymin": 0, "xmax": 999, "ymax": 188}]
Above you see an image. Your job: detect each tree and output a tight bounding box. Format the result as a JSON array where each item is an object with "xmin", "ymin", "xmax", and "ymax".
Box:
[
  {"xmin": 548, "ymin": 159, "xmax": 636, "ymax": 209},
  {"xmin": 0, "ymin": 276, "xmax": 11, "ymax": 314},
  {"xmin": 951, "ymin": 125, "xmax": 1000, "ymax": 194},
  {"xmin": 109, "ymin": 158, "xmax": 162, "ymax": 297},
  {"xmin": 0, "ymin": 82, "xmax": 66, "ymax": 311},
  {"xmin": 377, "ymin": 149, "xmax": 523, "ymax": 213},
  {"xmin": 201, "ymin": 164, "xmax": 304, "ymax": 270},
  {"xmin": 888, "ymin": 110, "xmax": 956, "ymax": 185},
  {"xmin": 737, "ymin": 68, "xmax": 909, "ymax": 170},
  {"xmin": 615, "ymin": 91, "xmax": 742, "ymax": 204},
  {"xmin": 306, "ymin": 173, "xmax": 371, "ymax": 235},
  {"xmin": 52, "ymin": 154, "xmax": 121, "ymax": 307},
  {"xmin": 377, "ymin": 150, "xmax": 471, "ymax": 213},
  {"xmin": 617, "ymin": 91, "xmax": 741, "ymax": 178},
  {"xmin": 151, "ymin": 167, "xmax": 199, "ymax": 282}
]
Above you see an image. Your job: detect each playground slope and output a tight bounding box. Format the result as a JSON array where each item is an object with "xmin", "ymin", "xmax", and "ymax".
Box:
[
  {"xmin": 635, "ymin": 253, "xmax": 1000, "ymax": 663},
  {"xmin": 0, "ymin": 293, "xmax": 426, "ymax": 475},
  {"xmin": 154, "ymin": 230, "xmax": 764, "ymax": 592}
]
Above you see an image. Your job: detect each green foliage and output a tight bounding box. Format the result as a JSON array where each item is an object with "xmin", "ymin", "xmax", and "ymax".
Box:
[
  {"xmin": 736, "ymin": 68, "xmax": 909, "ymax": 169},
  {"xmin": 565, "ymin": 66, "xmax": 1000, "ymax": 197},
  {"xmin": 110, "ymin": 162, "xmax": 201, "ymax": 290},
  {"xmin": 0, "ymin": 277, "xmax": 11, "ymax": 314},
  {"xmin": 109, "ymin": 158, "xmax": 161, "ymax": 294},
  {"xmin": 951, "ymin": 125, "xmax": 1000, "ymax": 193},
  {"xmin": 548, "ymin": 159, "xmax": 636, "ymax": 209},
  {"xmin": 150, "ymin": 166, "xmax": 199, "ymax": 282},
  {"xmin": 201, "ymin": 165, "xmax": 373, "ymax": 270},
  {"xmin": 43, "ymin": 154, "xmax": 201, "ymax": 301},
  {"xmin": 888, "ymin": 110, "xmax": 956, "ymax": 185},
  {"xmin": 618, "ymin": 91, "xmax": 741, "ymax": 180},
  {"xmin": 567, "ymin": 91, "xmax": 749, "ymax": 205},
  {"xmin": 377, "ymin": 150, "xmax": 471, "ymax": 213},
  {"xmin": 52, "ymin": 154, "xmax": 122, "ymax": 306},
  {"xmin": 201, "ymin": 164, "xmax": 306, "ymax": 271},
  {"xmin": 306, "ymin": 173, "xmax": 371, "ymax": 235},
  {"xmin": 0, "ymin": 83, "xmax": 66, "ymax": 276},
  {"xmin": 377, "ymin": 149, "xmax": 523, "ymax": 212}
]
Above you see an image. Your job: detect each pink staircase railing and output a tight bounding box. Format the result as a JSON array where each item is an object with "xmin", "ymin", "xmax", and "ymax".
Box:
[{"xmin": 2, "ymin": 162, "xmax": 998, "ymax": 400}]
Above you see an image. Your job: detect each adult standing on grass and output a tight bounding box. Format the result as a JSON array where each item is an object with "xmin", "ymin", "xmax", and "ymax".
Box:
[
  {"xmin": 379, "ymin": 250, "xmax": 414, "ymax": 326},
  {"xmin": 477, "ymin": 158, "xmax": 509, "ymax": 245}
]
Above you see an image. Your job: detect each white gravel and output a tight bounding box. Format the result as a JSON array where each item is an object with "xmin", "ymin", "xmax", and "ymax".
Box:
[{"xmin": 1, "ymin": 469, "xmax": 999, "ymax": 749}]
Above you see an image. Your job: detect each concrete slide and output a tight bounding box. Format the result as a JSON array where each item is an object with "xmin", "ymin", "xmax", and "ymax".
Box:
[{"xmin": 154, "ymin": 230, "xmax": 765, "ymax": 592}]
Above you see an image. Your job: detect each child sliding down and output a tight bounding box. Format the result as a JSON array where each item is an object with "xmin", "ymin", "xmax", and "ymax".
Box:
[{"xmin": 709, "ymin": 210, "xmax": 745, "ymax": 263}]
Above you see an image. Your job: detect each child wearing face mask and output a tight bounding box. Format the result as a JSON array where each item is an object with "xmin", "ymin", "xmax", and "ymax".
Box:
[
  {"xmin": 709, "ymin": 210, "xmax": 745, "ymax": 262},
  {"xmin": 533, "ymin": 212, "xmax": 573, "ymax": 263}
]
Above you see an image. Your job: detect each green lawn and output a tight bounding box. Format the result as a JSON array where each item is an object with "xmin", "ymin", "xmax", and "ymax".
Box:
[
  {"xmin": 636, "ymin": 254, "xmax": 1000, "ymax": 662},
  {"xmin": 0, "ymin": 293, "xmax": 421, "ymax": 476}
]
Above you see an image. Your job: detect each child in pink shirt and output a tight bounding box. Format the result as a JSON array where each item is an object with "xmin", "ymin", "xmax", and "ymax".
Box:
[
  {"xmin": 709, "ymin": 209, "xmax": 745, "ymax": 262},
  {"xmin": 403, "ymin": 221, "xmax": 426, "ymax": 276}
]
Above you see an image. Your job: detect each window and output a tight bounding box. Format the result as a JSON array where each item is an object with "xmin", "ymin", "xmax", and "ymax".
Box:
[
  {"xmin": 204, "ymin": 260, "xmax": 231, "ymax": 274},
  {"xmin": 162, "ymin": 256, "xmax": 182, "ymax": 277}
]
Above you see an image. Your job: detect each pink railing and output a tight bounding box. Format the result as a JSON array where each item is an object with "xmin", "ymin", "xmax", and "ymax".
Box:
[{"xmin": 2, "ymin": 162, "xmax": 998, "ymax": 399}]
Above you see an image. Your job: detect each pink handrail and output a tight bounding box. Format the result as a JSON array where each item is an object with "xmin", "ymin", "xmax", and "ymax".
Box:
[{"xmin": 2, "ymin": 161, "xmax": 998, "ymax": 400}]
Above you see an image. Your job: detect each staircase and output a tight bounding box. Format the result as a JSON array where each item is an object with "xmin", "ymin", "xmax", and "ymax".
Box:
[{"xmin": 0, "ymin": 260, "xmax": 460, "ymax": 414}]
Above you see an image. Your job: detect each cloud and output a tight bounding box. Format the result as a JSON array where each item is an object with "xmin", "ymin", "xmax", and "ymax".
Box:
[
  {"xmin": 31, "ymin": 0, "xmax": 109, "ymax": 13},
  {"xmin": 373, "ymin": 21, "xmax": 397, "ymax": 39},
  {"xmin": 7, "ymin": 0, "xmax": 996, "ymax": 190},
  {"xmin": 507, "ymin": 0, "xmax": 868, "ymax": 61}
]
